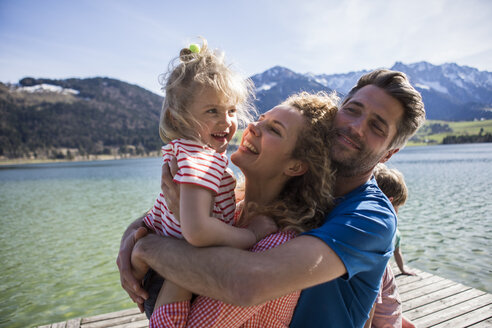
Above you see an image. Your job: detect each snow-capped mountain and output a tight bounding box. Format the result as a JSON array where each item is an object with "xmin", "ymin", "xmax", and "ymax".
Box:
[
  {"xmin": 250, "ymin": 66, "xmax": 334, "ymax": 116},
  {"xmin": 251, "ymin": 62, "xmax": 492, "ymax": 121}
]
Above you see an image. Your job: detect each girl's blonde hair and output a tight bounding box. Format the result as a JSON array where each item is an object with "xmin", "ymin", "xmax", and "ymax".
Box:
[
  {"xmin": 249, "ymin": 91, "xmax": 339, "ymax": 233},
  {"xmin": 159, "ymin": 38, "xmax": 256, "ymax": 143}
]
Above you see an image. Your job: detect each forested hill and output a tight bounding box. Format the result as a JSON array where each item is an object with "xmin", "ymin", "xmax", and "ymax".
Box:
[{"xmin": 0, "ymin": 77, "xmax": 163, "ymax": 159}]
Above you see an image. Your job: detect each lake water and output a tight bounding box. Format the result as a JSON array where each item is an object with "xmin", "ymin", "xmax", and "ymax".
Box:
[{"xmin": 0, "ymin": 143, "xmax": 491, "ymax": 328}]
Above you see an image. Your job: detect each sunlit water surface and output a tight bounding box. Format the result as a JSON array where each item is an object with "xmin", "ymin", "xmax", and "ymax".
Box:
[{"xmin": 0, "ymin": 143, "xmax": 491, "ymax": 327}]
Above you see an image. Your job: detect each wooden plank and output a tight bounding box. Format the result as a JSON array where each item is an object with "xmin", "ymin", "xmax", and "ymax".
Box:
[
  {"xmin": 400, "ymin": 279, "xmax": 456, "ymax": 302},
  {"xmin": 66, "ymin": 318, "xmax": 81, "ymax": 328},
  {"xmin": 110, "ymin": 320, "xmax": 148, "ymax": 328},
  {"xmin": 467, "ymin": 317, "xmax": 492, "ymax": 327},
  {"xmin": 413, "ymin": 295, "xmax": 492, "ymax": 327},
  {"xmin": 430, "ymin": 304, "xmax": 492, "ymax": 328},
  {"xmin": 82, "ymin": 308, "xmax": 141, "ymax": 324},
  {"xmin": 398, "ymin": 275, "xmax": 447, "ymax": 294},
  {"xmin": 52, "ymin": 322, "xmax": 67, "ymax": 328},
  {"xmin": 403, "ymin": 283, "xmax": 473, "ymax": 312},
  {"xmin": 81, "ymin": 313, "xmax": 147, "ymax": 328},
  {"xmin": 404, "ymin": 287, "xmax": 487, "ymax": 320}
]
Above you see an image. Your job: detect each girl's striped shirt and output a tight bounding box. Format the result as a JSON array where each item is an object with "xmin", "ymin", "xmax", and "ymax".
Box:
[{"xmin": 144, "ymin": 139, "xmax": 236, "ymax": 238}]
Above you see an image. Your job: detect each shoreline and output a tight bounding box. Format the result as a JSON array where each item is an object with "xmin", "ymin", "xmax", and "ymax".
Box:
[
  {"xmin": 0, "ymin": 154, "xmax": 160, "ymax": 167},
  {"xmin": 3, "ymin": 141, "xmax": 491, "ymax": 167}
]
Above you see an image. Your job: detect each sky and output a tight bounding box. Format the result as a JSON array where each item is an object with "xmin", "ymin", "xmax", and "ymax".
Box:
[{"xmin": 1, "ymin": 0, "xmax": 491, "ymax": 95}]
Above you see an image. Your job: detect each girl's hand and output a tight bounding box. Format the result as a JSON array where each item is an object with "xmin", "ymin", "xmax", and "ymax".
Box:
[{"xmin": 247, "ymin": 215, "xmax": 278, "ymax": 243}]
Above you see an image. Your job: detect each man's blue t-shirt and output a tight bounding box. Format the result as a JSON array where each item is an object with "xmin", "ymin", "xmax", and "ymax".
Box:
[{"xmin": 290, "ymin": 177, "xmax": 396, "ymax": 328}]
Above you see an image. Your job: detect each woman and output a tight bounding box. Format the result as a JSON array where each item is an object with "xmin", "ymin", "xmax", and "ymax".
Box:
[{"xmin": 144, "ymin": 91, "xmax": 339, "ymax": 327}]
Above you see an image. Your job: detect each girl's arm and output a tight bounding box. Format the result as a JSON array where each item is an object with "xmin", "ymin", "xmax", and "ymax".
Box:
[
  {"xmin": 180, "ymin": 184, "xmax": 273, "ymax": 249},
  {"xmin": 394, "ymin": 247, "xmax": 416, "ymax": 276}
]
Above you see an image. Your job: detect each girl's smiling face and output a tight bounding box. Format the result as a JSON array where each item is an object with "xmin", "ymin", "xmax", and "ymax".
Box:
[{"xmin": 188, "ymin": 86, "xmax": 238, "ymax": 153}]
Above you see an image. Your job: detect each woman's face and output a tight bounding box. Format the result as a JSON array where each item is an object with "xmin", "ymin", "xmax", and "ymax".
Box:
[{"xmin": 231, "ymin": 105, "xmax": 305, "ymax": 179}]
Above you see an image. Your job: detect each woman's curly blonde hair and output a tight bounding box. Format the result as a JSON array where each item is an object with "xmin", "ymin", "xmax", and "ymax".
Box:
[
  {"xmin": 248, "ymin": 91, "xmax": 339, "ymax": 233},
  {"xmin": 158, "ymin": 38, "xmax": 256, "ymax": 144}
]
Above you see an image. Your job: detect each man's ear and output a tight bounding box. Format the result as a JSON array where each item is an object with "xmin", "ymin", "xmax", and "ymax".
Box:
[
  {"xmin": 284, "ymin": 160, "xmax": 308, "ymax": 177},
  {"xmin": 380, "ymin": 148, "xmax": 399, "ymax": 164}
]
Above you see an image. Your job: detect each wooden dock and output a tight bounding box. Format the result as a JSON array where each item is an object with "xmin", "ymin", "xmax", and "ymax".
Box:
[{"xmin": 38, "ymin": 265, "xmax": 492, "ymax": 328}]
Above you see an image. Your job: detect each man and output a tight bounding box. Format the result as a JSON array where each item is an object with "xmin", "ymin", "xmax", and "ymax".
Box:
[{"xmin": 117, "ymin": 69, "xmax": 425, "ymax": 327}]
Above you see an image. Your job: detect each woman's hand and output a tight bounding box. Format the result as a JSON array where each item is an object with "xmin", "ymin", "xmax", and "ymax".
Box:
[
  {"xmin": 247, "ymin": 215, "xmax": 278, "ymax": 243},
  {"xmin": 161, "ymin": 157, "xmax": 181, "ymax": 219}
]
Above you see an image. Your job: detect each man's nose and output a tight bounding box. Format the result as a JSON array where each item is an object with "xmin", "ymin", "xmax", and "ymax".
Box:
[{"xmin": 348, "ymin": 117, "xmax": 364, "ymax": 138}]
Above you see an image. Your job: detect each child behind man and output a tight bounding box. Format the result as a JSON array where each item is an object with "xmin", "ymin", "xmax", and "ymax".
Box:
[{"xmin": 366, "ymin": 163, "xmax": 416, "ymax": 328}]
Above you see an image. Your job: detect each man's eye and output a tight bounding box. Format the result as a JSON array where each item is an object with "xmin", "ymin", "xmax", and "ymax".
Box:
[
  {"xmin": 206, "ymin": 108, "xmax": 218, "ymax": 114},
  {"xmin": 372, "ymin": 123, "xmax": 385, "ymax": 134},
  {"xmin": 270, "ymin": 126, "xmax": 281, "ymax": 135}
]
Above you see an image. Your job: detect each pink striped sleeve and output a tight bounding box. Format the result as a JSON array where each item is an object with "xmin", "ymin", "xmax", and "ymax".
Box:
[{"xmin": 170, "ymin": 140, "xmax": 228, "ymax": 195}]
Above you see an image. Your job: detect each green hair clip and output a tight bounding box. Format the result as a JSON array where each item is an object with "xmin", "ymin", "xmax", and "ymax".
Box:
[{"xmin": 189, "ymin": 44, "xmax": 200, "ymax": 53}]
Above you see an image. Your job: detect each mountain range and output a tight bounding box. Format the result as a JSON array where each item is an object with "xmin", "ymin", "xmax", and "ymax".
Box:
[
  {"xmin": 1, "ymin": 61, "xmax": 491, "ymax": 159},
  {"xmin": 251, "ymin": 61, "xmax": 492, "ymax": 121}
]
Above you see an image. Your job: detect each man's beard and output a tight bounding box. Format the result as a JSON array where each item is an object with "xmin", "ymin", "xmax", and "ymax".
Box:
[
  {"xmin": 332, "ymin": 157, "xmax": 375, "ymax": 177},
  {"xmin": 330, "ymin": 128, "xmax": 386, "ymax": 177}
]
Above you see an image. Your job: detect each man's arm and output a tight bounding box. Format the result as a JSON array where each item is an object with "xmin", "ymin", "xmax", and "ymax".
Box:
[{"xmin": 132, "ymin": 233, "xmax": 346, "ymax": 307}]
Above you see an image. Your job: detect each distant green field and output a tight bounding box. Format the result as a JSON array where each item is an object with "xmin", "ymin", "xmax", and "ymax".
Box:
[
  {"xmin": 408, "ymin": 119, "xmax": 492, "ymax": 146},
  {"xmin": 231, "ymin": 120, "xmax": 492, "ymax": 147}
]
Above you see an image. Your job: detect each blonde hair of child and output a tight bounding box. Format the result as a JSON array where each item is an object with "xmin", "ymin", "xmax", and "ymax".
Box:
[
  {"xmin": 374, "ymin": 163, "xmax": 408, "ymax": 209},
  {"xmin": 158, "ymin": 38, "xmax": 256, "ymax": 144}
]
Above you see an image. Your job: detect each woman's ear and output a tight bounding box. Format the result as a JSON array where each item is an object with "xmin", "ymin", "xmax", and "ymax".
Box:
[{"xmin": 284, "ymin": 160, "xmax": 308, "ymax": 177}]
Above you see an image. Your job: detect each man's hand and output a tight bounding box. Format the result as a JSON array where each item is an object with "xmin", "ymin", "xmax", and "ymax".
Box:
[
  {"xmin": 161, "ymin": 157, "xmax": 180, "ymax": 218},
  {"xmin": 116, "ymin": 226, "xmax": 149, "ymax": 312}
]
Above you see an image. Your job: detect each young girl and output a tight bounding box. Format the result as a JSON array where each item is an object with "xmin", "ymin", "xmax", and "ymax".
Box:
[{"xmin": 141, "ymin": 39, "xmax": 273, "ymax": 317}]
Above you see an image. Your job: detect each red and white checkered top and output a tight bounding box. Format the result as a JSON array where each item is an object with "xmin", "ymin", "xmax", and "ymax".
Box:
[{"xmin": 149, "ymin": 231, "xmax": 299, "ymax": 328}]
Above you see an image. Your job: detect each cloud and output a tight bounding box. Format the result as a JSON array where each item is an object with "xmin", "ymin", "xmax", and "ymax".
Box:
[{"xmin": 261, "ymin": 0, "xmax": 492, "ymax": 73}]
